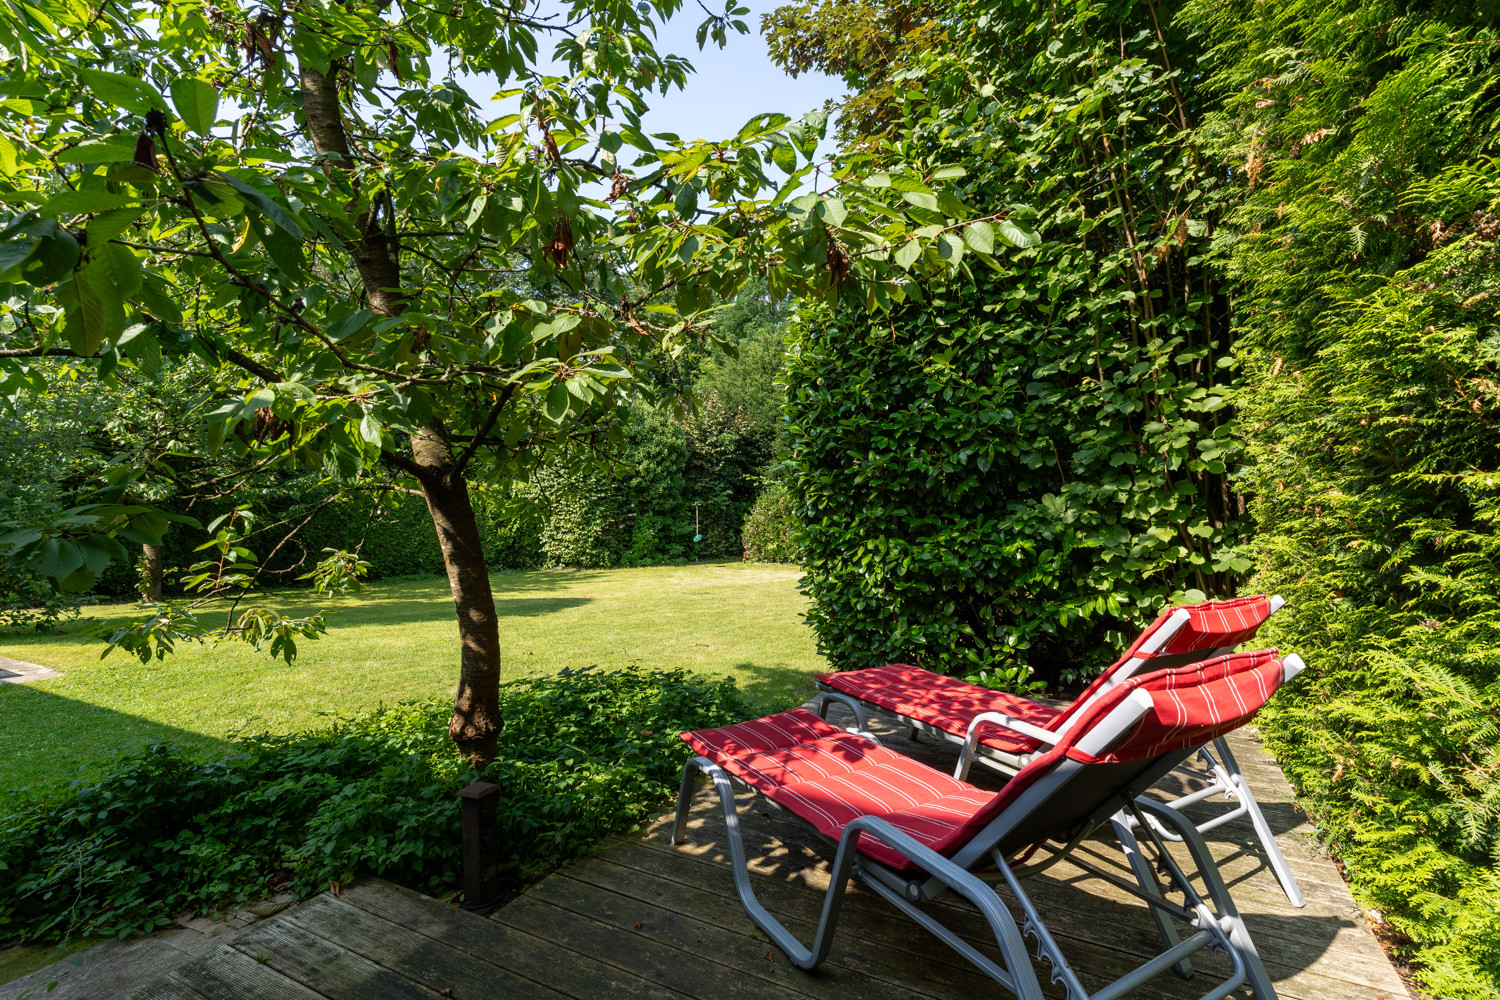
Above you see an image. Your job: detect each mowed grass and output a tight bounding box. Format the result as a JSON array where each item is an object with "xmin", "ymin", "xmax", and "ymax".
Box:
[{"xmin": 0, "ymin": 561, "xmax": 823, "ymax": 793}]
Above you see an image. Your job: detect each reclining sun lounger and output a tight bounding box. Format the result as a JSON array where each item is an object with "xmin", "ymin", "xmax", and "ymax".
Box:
[
  {"xmin": 810, "ymin": 595, "xmax": 1305, "ymax": 907},
  {"xmin": 675, "ymin": 648, "xmax": 1304, "ymax": 1000}
]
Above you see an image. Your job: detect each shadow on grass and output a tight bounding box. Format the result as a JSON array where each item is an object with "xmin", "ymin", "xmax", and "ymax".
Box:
[
  {"xmin": 11, "ymin": 572, "xmax": 605, "ymax": 641},
  {"xmin": 0, "ymin": 685, "xmax": 233, "ymax": 796},
  {"xmin": 723, "ymin": 660, "xmax": 825, "ymax": 715}
]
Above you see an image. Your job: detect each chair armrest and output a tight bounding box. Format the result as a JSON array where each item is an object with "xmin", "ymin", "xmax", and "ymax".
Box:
[
  {"xmin": 954, "ymin": 711, "xmax": 1059, "ymax": 780},
  {"xmin": 810, "ymin": 691, "xmax": 869, "ymax": 730}
]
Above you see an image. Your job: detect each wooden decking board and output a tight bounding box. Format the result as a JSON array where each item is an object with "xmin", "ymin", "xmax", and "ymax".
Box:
[
  {"xmin": 339, "ymin": 878, "xmax": 696, "ymax": 1000},
  {"xmin": 168, "ymin": 944, "xmax": 330, "ymax": 1000},
  {"xmin": 230, "ymin": 917, "xmax": 441, "ymax": 1000},
  {"xmin": 500, "ymin": 891, "xmax": 826, "ymax": 1000},
  {"xmin": 121, "ymin": 979, "xmax": 210, "ymax": 1000},
  {"xmin": 561, "ymin": 852, "xmax": 1018, "ymax": 999},
  {"xmin": 534, "ymin": 867, "xmax": 979, "ymax": 1000},
  {"xmin": 284, "ymin": 895, "xmax": 572, "ymax": 1000},
  {"xmin": 611, "ymin": 827, "xmax": 1238, "ymax": 1000},
  {"xmin": 113, "ymin": 718, "xmax": 1410, "ymax": 1000}
]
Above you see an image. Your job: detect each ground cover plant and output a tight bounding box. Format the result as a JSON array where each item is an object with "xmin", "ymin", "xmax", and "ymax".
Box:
[
  {"xmin": 0, "ymin": 562, "xmax": 820, "ymax": 791},
  {"xmin": 0, "ymin": 667, "xmax": 749, "ymax": 945}
]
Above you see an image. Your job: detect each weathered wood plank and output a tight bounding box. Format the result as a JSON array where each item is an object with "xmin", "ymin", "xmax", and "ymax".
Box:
[
  {"xmin": 285, "ymin": 895, "xmax": 571, "ymax": 1000},
  {"xmin": 230, "ymin": 916, "xmax": 440, "ymax": 1000},
  {"xmin": 338, "ymin": 878, "xmax": 696, "ymax": 1000},
  {"xmin": 168, "ymin": 945, "xmax": 327, "ymax": 1000},
  {"xmin": 558, "ymin": 850, "xmax": 1203, "ymax": 1000},
  {"xmin": 532, "ymin": 867, "xmax": 976, "ymax": 1000},
  {"xmin": 119, "ymin": 979, "xmax": 210, "ymax": 1000},
  {"xmin": 500, "ymin": 892, "xmax": 828, "ymax": 1000},
  {"xmin": 652, "ymin": 788, "xmax": 1406, "ymax": 999}
]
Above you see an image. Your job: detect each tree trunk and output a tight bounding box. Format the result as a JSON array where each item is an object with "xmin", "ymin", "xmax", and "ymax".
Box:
[
  {"xmin": 412, "ymin": 423, "xmax": 503, "ymax": 765},
  {"xmin": 297, "ymin": 47, "xmax": 502, "ymax": 764},
  {"xmin": 141, "ymin": 543, "xmax": 163, "ymax": 602}
]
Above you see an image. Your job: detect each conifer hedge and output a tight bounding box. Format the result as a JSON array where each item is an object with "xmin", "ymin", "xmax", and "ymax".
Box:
[{"xmin": 1182, "ymin": 0, "xmax": 1500, "ymax": 993}]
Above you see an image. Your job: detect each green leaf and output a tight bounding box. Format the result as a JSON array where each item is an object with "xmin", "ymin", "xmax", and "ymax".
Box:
[
  {"xmin": 78, "ymin": 68, "xmax": 167, "ymax": 115},
  {"xmin": 87, "ymin": 207, "xmax": 144, "ymax": 245},
  {"xmin": 221, "ymin": 174, "xmax": 305, "ymax": 239},
  {"xmin": 894, "ymin": 239, "xmax": 922, "ymax": 270},
  {"xmin": 39, "ymin": 190, "xmax": 137, "ymax": 218},
  {"xmin": 55, "ymin": 140, "xmax": 139, "ymax": 164},
  {"xmin": 770, "ymin": 141, "xmax": 797, "ymax": 175},
  {"xmin": 327, "ymin": 309, "xmax": 373, "ymax": 341},
  {"xmin": 674, "ymin": 183, "xmax": 698, "ymax": 218},
  {"xmin": 36, "ymin": 536, "xmax": 85, "ymax": 580},
  {"xmin": 93, "ymin": 242, "xmax": 142, "ymax": 299},
  {"xmin": 169, "ymin": 77, "xmax": 220, "ymax": 137},
  {"xmin": 136, "ymin": 273, "xmax": 183, "ymax": 323},
  {"xmin": 60, "ymin": 265, "xmax": 124, "ymax": 355},
  {"xmin": 962, "ymin": 221, "xmax": 995, "ymax": 255},
  {"xmin": 901, "ymin": 191, "xmax": 940, "ymax": 213},
  {"xmin": 997, "ymin": 219, "xmax": 1041, "ymax": 248},
  {"xmin": 816, "ymin": 198, "xmax": 847, "ymax": 227},
  {"xmin": 544, "ymin": 383, "xmax": 570, "ymax": 423},
  {"xmin": 359, "ymin": 412, "xmax": 383, "ymax": 449}
]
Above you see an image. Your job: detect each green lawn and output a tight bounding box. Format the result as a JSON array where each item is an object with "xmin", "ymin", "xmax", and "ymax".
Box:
[{"xmin": 0, "ymin": 561, "xmax": 822, "ymax": 793}]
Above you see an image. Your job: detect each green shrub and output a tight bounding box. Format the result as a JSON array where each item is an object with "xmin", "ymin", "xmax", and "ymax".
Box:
[
  {"xmin": 780, "ymin": 0, "xmax": 1249, "ymax": 690},
  {"xmin": 1183, "ymin": 0, "xmax": 1500, "ymax": 992},
  {"xmin": 740, "ymin": 479, "xmax": 801, "ymax": 564},
  {"xmin": 0, "ymin": 667, "xmax": 749, "ymax": 945},
  {"xmin": 0, "ymin": 560, "xmax": 84, "ymax": 633}
]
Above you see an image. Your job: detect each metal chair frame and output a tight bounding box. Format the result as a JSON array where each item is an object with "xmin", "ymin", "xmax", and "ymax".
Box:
[
  {"xmin": 674, "ymin": 658, "xmax": 1305, "ymax": 1000},
  {"xmin": 809, "ymin": 596, "xmax": 1305, "ymax": 909}
]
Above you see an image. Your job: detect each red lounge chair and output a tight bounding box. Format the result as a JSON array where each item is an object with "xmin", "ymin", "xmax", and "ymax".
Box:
[
  {"xmin": 811, "ymin": 595, "xmax": 1305, "ymax": 908},
  {"xmin": 675, "ymin": 648, "xmax": 1304, "ymax": 1000}
]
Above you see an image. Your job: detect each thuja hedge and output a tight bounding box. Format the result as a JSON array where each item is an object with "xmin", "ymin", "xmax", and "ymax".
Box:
[
  {"xmin": 782, "ymin": 0, "xmax": 1249, "ymax": 689},
  {"xmin": 1183, "ymin": 0, "xmax": 1500, "ymax": 994},
  {"xmin": 0, "ymin": 668, "xmax": 748, "ymax": 945}
]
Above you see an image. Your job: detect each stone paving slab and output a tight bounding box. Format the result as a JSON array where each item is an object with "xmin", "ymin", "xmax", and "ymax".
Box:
[{"xmin": 0, "ymin": 657, "xmax": 58, "ymax": 684}]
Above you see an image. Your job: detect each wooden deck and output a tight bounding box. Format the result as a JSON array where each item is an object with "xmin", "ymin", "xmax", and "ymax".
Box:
[{"xmin": 123, "ymin": 716, "xmax": 1411, "ymax": 1000}]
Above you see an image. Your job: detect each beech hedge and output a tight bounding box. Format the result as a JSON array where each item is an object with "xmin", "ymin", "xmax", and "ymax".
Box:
[{"xmin": 782, "ymin": 0, "xmax": 1249, "ymax": 689}]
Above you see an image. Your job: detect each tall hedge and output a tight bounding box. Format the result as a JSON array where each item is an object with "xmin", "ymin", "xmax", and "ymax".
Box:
[
  {"xmin": 1181, "ymin": 0, "xmax": 1500, "ymax": 993},
  {"xmin": 783, "ymin": 0, "xmax": 1248, "ymax": 688}
]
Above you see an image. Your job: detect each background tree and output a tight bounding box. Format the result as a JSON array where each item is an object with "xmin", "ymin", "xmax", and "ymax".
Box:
[
  {"xmin": 0, "ymin": 0, "xmax": 1013, "ymax": 763},
  {"xmin": 762, "ymin": 0, "xmax": 951, "ymax": 146}
]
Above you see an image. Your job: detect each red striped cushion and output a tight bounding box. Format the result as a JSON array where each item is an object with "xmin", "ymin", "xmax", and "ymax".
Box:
[
  {"xmin": 684, "ymin": 650, "xmax": 1288, "ymax": 869},
  {"xmin": 814, "ymin": 664, "xmax": 1062, "ymax": 754},
  {"xmin": 1158, "ymin": 596, "xmax": 1273, "ymax": 655},
  {"xmin": 816, "ymin": 596, "xmax": 1276, "ymax": 753},
  {"xmin": 681, "ymin": 708, "xmax": 1002, "ymax": 868},
  {"xmin": 1068, "ymin": 648, "xmax": 1285, "ymax": 764}
]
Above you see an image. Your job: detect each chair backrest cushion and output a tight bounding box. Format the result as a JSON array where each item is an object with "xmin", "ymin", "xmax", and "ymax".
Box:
[
  {"xmin": 1052, "ymin": 596, "xmax": 1275, "ymax": 730},
  {"xmin": 951, "ymin": 649, "xmax": 1288, "ymax": 857}
]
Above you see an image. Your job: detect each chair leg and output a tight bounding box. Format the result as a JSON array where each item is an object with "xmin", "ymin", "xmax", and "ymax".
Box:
[
  {"xmin": 672, "ymin": 756, "xmax": 854, "ymax": 971},
  {"xmin": 1136, "ymin": 798, "xmax": 1281, "ymax": 1000},
  {"xmin": 1111, "ymin": 812, "xmax": 1193, "ymax": 979},
  {"xmin": 1211, "ymin": 737, "xmax": 1306, "ymax": 908},
  {"xmin": 674, "ymin": 761, "xmax": 1046, "ymax": 999}
]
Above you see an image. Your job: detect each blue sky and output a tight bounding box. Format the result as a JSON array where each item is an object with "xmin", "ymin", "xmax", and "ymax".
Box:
[
  {"xmin": 453, "ymin": 1, "xmax": 848, "ymax": 169},
  {"xmin": 622, "ymin": 2, "xmax": 846, "ymax": 157}
]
